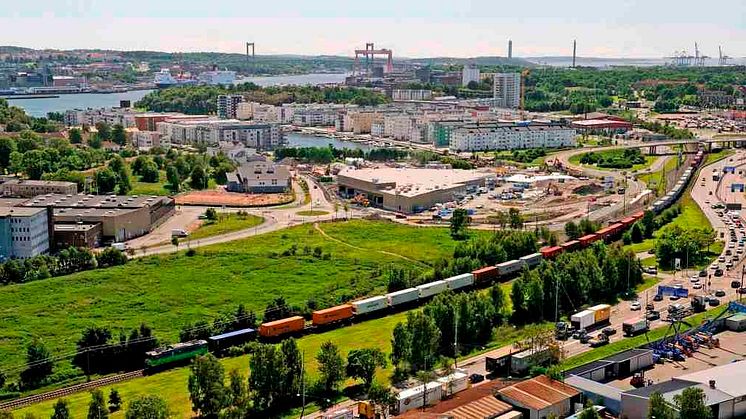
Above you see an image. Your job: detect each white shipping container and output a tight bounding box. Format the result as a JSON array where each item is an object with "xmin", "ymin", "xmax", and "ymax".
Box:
[
  {"xmin": 322, "ymin": 409, "xmax": 353, "ymax": 419},
  {"xmin": 519, "ymin": 252, "xmax": 543, "ymax": 267},
  {"xmin": 497, "ymin": 260, "xmax": 524, "ymax": 276},
  {"xmin": 352, "ymin": 295, "xmax": 388, "ymax": 315},
  {"xmin": 417, "ymin": 280, "xmax": 448, "ymax": 298},
  {"xmin": 437, "ymin": 372, "xmax": 469, "ymax": 396},
  {"xmin": 395, "ymin": 382, "xmax": 442, "ymax": 414},
  {"xmin": 445, "ymin": 273, "xmax": 474, "ymax": 290},
  {"xmin": 386, "ymin": 287, "xmax": 419, "ymax": 307},
  {"xmin": 571, "ymin": 310, "xmax": 595, "ymax": 330}
]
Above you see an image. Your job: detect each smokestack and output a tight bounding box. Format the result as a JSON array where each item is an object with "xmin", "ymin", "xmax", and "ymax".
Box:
[
  {"xmin": 572, "ymin": 40, "xmax": 577, "ymax": 68},
  {"xmin": 508, "ymin": 40, "xmax": 513, "ymax": 59}
]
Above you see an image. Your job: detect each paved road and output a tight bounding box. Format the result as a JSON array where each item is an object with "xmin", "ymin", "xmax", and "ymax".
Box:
[{"xmin": 126, "ymin": 173, "xmax": 345, "ymax": 258}]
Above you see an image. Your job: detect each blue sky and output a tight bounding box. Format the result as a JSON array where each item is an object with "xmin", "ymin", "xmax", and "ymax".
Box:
[{"xmin": 1, "ymin": 0, "xmax": 743, "ymax": 57}]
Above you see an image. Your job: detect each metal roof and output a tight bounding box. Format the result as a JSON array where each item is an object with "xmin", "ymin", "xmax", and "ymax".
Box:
[
  {"xmin": 564, "ymin": 375, "xmax": 623, "ymax": 402},
  {"xmin": 676, "ymin": 360, "xmax": 746, "ymax": 398},
  {"xmin": 602, "ymin": 348, "xmax": 653, "ymax": 363},
  {"xmin": 498, "ymin": 375, "xmax": 580, "ymax": 411},
  {"xmin": 208, "ymin": 328, "xmax": 256, "ymax": 341},
  {"xmin": 564, "ymin": 360, "xmax": 612, "ymax": 377},
  {"xmin": 444, "ymin": 396, "xmax": 512, "ymax": 419}
]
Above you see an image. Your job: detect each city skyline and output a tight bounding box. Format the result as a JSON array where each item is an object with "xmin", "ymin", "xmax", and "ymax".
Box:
[{"xmin": 1, "ymin": 0, "xmax": 744, "ymax": 58}]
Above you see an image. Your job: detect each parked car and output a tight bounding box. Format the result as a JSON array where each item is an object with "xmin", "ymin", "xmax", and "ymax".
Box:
[
  {"xmin": 715, "ymin": 289, "xmax": 727, "ymax": 297},
  {"xmin": 630, "ymin": 301, "xmax": 642, "ymax": 311},
  {"xmin": 738, "ymin": 288, "xmax": 746, "ymax": 295},
  {"xmin": 715, "ymin": 269, "xmax": 724, "ymax": 277},
  {"xmin": 602, "ymin": 327, "xmax": 617, "ymax": 336},
  {"xmin": 693, "ymin": 283, "xmax": 703, "ymax": 289},
  {"xmin": 669, "ymin": 295, "xmax": 680, "ymax": 301},
  {"xmin": 653, "ymin": 294, "xmax": 664, "ymax": 302},
  {"xmin": 469, "ymin": 373, "xmax": 485, "ymax": 384},
  {"xmin": 572, "ymin": 329, "xmax": 587, "ymax": 340},
  {"xmin": 580, "ymin": 334, "xmax": 591, "ymax": 344},
  {"xmin": 647, "ymin": 310, "xmax": 661, "ymax": 321},
  {"xmin": 646, "ymin": 302, "xmax": 655, "ymax": 311},
  {"xmin": 731, "ymin": 280, "xmax": 741, "ymax": 289},
  {"xmin": 709, "ymin": 298, "xmax": 721, "ymax": 307},
  {"xmin": 699, "ymin": 270, "xmax": 707, "ymax": 277}
]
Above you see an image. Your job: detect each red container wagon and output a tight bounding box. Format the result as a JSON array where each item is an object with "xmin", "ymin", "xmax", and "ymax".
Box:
[
  {"xmin": 540, "ymin": 246, "xmax": 564, "ymax": 259},
  {"xmin": 560, "ymin": 240, "xmax": 580, "ymax": 252},
  {"xmin": 609, "ymin": 222, "xmax": 625, "ymax": 235},
  {"xmin": 621, "ymin": 217, "xmax": 636, "ymax": 227},
  {"xmin": 472, "ymin": 266, "xmax": 499, "ymax": 284},
  {"xmin": 312, "ymin": 304, "xmax": 354, "ymax": 327},
  {"xmin": 578, "ymin": 234, "xmax": 599, "ymax": 247},
  {"xmin": 631, "ymin": 211, "xmax": 645, "ymax": 221},
  {"xmin": 259, "ymin": 316, "xmax": 305, "ymax": 338}
]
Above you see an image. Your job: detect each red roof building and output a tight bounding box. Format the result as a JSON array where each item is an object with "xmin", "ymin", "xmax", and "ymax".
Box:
[{"xmin": 498, "ymin": 375, "xmax": 581, "ymax": 419}]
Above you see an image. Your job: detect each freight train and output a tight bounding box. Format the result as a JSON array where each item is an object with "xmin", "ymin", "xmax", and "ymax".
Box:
[{"xmin": 144, "ymin": 147, "xmax": 706, "ymax": 369}]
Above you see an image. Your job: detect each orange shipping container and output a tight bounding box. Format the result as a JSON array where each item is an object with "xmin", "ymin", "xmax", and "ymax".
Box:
[
  {"xmin": 259, "ymin": 316, "xmax": 305, "ymax": 338},
  {"xmin": 312, "ymin": 304, "xmax": 354, "ymax": 326},
  {"xmin": 472, "ymin": 266, "xmax": 499, "ymax": 283}
]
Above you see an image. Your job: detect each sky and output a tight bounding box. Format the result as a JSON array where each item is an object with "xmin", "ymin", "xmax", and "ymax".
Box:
[{"xmin": 1, "ymin": 0, "xmax": 744, "ymax": 58}]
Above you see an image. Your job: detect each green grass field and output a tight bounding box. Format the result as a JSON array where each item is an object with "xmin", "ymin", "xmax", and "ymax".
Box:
[
  {"xmin": 704, "ymin": 149, "xmax": 736, "ymax": 166},
  {"xmin": 638, "ymin": 156, "xmax": 680, "ymax": 196},
  {"xmin": 187, "ymin": 213, "xmax": 264, "ymax": 241},
  {"xmin": 569, "ymin": 150, "xmax": 656, "ymax": 173},
  {"xmin": 130, "ymin": 170, "xmax": 172, "ymax": 196},
  {"xmin": 296, "ymin": 210, "xmax": 329, "ymax": 216},
  {"xmin": 0, "ymin": 220, "xmax": 464, "ymax": 379}
]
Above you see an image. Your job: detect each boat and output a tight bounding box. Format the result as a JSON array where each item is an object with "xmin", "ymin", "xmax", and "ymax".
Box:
[{"xmin": 154, "ymin": 69, "xmax": 198, "ymax": 89}]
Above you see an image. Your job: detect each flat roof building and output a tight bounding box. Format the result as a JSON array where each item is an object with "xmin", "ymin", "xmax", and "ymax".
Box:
[
  {"xmin": 337, "ymin": 167, "xmax": 490, "ymax": 213},
  {"xmin": 0, "ymin": 179, "xmax": 77, "ymax": 198},
  {"xmin": 0, "ymin": 206, "xmax": 52, "ymax": 260}
]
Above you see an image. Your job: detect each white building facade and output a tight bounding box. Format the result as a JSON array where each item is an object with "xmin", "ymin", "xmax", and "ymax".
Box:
[
  {"xmin": 462, "ymin": 64, "xmax": 481, "ymax": 87},
  {"xmin": 449, "ymin": 124, "xmax": 576, "ymax": 151},
  {"xmin": 493, "ymin": 72, "xmax": 522, "ymax": 109}
]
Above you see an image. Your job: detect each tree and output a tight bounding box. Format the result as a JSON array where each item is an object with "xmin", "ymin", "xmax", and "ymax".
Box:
[
  {"xmin": 166, "ymin": 165, "xmax": 181, "ymax": 192},
  {"xmin": 88, "ymin": 135, "xmax": 102, "ymax": 149},
  {"xmin": 648, "ymin": 392, "xmax": 674, "ymax": 419},
  {"xmin": 190, "ymin": 165, "xmax": 209, "ymax": 190},
  {"xmin": 87, "ymin": 390, "xmax": 109, "ymax": 419},
  {"xmin": 641, "ymin": 210, "xmax": 656, "ymax": 238},
  {"xmin": 508, "ymin": 207, "xmax": 524, "ymax": 229},
  {"xmin": 21, "ymin": 338, "xmax": 53, "ymax": 388},
  {"xmin": 108, "ymin": 389, "xmax": 122, "ymax": 412},
  {"xmin": 577, "ymin": 401, "xmax": 600, "ymax": 419},
  {"xmin": 95, "ymin": 122, "xmax": 111, "ymax": 141},
  {"xmin": 0, "ymin": 137, "xmax": 17, "ymax": 171},
  {"xmin": 227, "ymin": 369, "xmax": 247, "ymax": 410},
  {"xmin": 95, "ymin": 168, "xmax": 117, "ymax": 194},
  {"xmin": 450, "ymin": 208, "xmax": 469, "ymax": 240},
  {"xmin": 205, "ymin": 208, "xmax": 218, "ymax": 221},
  {"xmin": 368, "ymin": 382, "xmax": 395, "ymax": 418},
  {"xmin": 280, "ymin": 338, "xmax": 303, "ymax": 400},
  {"xmin": 187, "ymin": 354, "xmax": 227, "ymax": 418},
  {"xmin": 631, "ymin": 222, "xmax": 644, "ymax": 243},
  {"xmin": 125, "ymin": 395, "xmax": 171, "ymax": 419},
  {"xmin": 316, "ymin": 341, "xmax": 345, "ymax": 395},
  {"xmin": 674, "ymin": 386, "xmax": 712, "ymax": 419},
  {"xmin": 97, "ymin": 247, "xmax": 128, "ymax": 268},
  {"xmin": 564, "ymin": 221, "xmax": 580, "ymax": 240},
  {"xmin": 346, "ymin": 348, "xmax": 387, "ymax": 389},
  {"xmin": 0, "ymin": 412, "xmax": 12, "ymax": 419},
  {"xmin": 111, "ymin": 124, "xmax": 127, "ymax": 146},
  {"xmin": 140, "ymin": 160, "xmax": 160, "ymax": 183},
  {"xmin": 68, "ymin": 128, "xmax": 83, "ymax": 144},
  {"xmin": 249, "ymin": 344, "xmax": 287, "ymax": 412},
  {"xmin": 51, "ymin": 399, "xmax": 71, "ymax": 419}
]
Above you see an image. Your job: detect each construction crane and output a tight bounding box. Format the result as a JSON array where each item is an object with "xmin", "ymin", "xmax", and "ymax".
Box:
[
  {"xmin": 694, "ymin": 42, "xmax": 709, "ymax": 66},
  {"xmin": 520, "ymin": 68, "xmax": 530, "ymax": 112},
  {"xmin": 718, "ymin": 46, "xmax": 732, "ymax": 66}
]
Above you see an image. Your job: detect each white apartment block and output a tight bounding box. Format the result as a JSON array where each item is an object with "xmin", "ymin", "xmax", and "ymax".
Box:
[
  {"xmin": 462, "ymin": 64, "xmax": 481, "ymax": 86},
  {"xmin": 392, "ymin": 89, "xmax": 433, "ymax": 101},
  {"xmin": 65, "ymin": 108, "xmax": 137, "ymax": 127},
  {"xmin": 449, "ymin": 124, "xmax": 576, "ymax": 152},
  {"xmin": 493, "ymin": 73, "xmax": 522, "ymax": 109},
  {"xmin": 237, "ymin": 102, "xmax": 295, "ymax": 124},
  {"xmin": 157, "ymin": 120, "xmax": 282, "ymax": 150},
  {"xmin": 132, "ymin": 130, "xmax": 170, "ymax": 150}
]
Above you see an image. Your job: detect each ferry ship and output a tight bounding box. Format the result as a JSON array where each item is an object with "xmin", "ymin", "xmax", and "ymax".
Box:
[{"xmin": 153, "ymin": 69, "xmax": 197, "ymax": 89}]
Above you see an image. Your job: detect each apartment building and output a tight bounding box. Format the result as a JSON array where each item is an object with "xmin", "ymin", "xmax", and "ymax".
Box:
[
  {"xmin": 449, "ymin": 123, "xmax": 576, "ymax": 152},
  {"xmin": 236, "ymin": 102, "xmax": 294, "ymax": 123},
  {"xmin": 64, "ymin": 107, "xmax": 138, "ymax": 127},
  {"xmin": 493, "ymin": 72, "xmax": 522, "ymax": 109},
  {"xmin": 132, "ymin": 130, "xmax": 170, "ymax": 150},
  {"xmin": 217, "ymin": 94, "xmax": 245, "ymax": 119},
  {"xmin": 157, "ymin": 119, "xmax": 283, "ymax": 150},
  {"xmin": 462, "ymin": 64, "xmax": 481, "ymax": 87},
  {"xmin": 291, "ymin": 104, "xmax": 350, "ymax": 127},
  {"xmin": 391, "ymin": 89, "xmax": 433, "ymax": 101},
  {"xmin": 0, "ymin": 206, "xmax": 52, "ymax": 260}
]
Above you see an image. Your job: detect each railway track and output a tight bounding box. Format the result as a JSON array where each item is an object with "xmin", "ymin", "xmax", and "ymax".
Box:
[{"xmin": 0, "ymin": 370, "xmax": 144, "ymax": 411}]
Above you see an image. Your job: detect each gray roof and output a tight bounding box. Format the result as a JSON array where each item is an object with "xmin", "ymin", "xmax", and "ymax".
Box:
[
  {"xmin": 624, "ymin": 379, "xmax": 696, "ymax": 398},
  {"xmin": 565, "ymin": 375, "xmax": 622, "ymax": 402},
  {"xmin": 663, "ymin": 383, "xmax": 733, "ymax": 406},
  {"xmin": 564, "ymin": 360, "xmax": 612, "ymax": 377},
  {"xmin": 603, "ymin": 349, "xmax": 653, "ymax": 363},
  {"xmin": 233, "ymin": 161, "xmax": 290, "ymax": 183},
  {"xmin": 676, "ymin": 360, "xmax": 746, "ymax": 398}
]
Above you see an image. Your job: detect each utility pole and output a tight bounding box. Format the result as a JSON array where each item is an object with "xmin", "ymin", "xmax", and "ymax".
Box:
[
  {"xmin": 299, "ymin": 351, "xmax": 305, "ymax": 419},
  {"xmin": 454, "ymin": 309, "xmax": 459, "ymax": 369},
  {"xmin": 555, "ymin": 276, "xmax": 560, "ymax": 323}
]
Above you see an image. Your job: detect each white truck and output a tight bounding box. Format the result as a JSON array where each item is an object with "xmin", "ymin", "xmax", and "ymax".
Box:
[
  {"xmin": 111, "ymin": 242, "xmax": 126, "ymax": 251},
  {"xmin": 623, "ymin": 318, "xmax": 649, "ymax": 336},
  {"xmin": 171, "ymin": 229, "xmax": 189, "ymax": 238}
]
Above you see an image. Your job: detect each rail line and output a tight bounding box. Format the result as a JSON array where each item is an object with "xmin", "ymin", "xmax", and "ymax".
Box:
[{"xmin": 0, "ymin": 370, "xmax": 144, "ymax": 411}]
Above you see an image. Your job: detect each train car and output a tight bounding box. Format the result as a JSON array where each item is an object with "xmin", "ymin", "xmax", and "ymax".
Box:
[
  {"xmin": 496, "ymin": 259, "xmax": 525, "ymax": 276},
  {"xmin": 259, "ymin": 316, "xmax": 305, "ymax": 338},
  {"xmin": 386, "ymin": 287, "xmax": 420, "ymax": 307},
  {"xmin": 631, "ymin": 211, "xmax": 645, "ymax": 221},
  {"xmin": 620, "ymin": 217, "xmax": 636, "ymax": 227},
  {"xmin": 417, "ymin": 280, "xmax": 448, "ymax": 299},
  {"xmin": 208, "ymin": 328, "xmax": 256, "ymax": 353},
  {"xmin": 519, "ymin": 252, "xmax": 543, "ymax": 268},
  {"xmin": 540, "ymin": 246, "xmax": 563, "ymax": 259},
  {"xmin": 560, "ymin": 240, "xmax": 580, "ymax": 252},
  {"xmin": 145, "ymin": 340, "xmax": 208, "ymax": 369},
  {"xmin": 312, "ymin": 304, "xmax": 354, "ymax": 327},
  {"xmin": 578, "ymin": 234, "xmax": 599, "ymax": 247},
  {"xmin": 352, "ymin": 296, "xmax": 388, "ymax": 315},
  {"xmin": 445, "ymin": 273, "xmax": 475, "ymax": 290},
  {"xmin": 472, "ymin": 266, "xmax": 498, "ymax": 284}
]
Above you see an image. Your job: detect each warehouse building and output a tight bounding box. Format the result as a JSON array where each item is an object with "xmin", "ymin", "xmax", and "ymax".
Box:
[
  {"xmin": 19, "ymin": 194, "xmax": 174, "ymax": 242},
  {"xmin": 0, "ymin": 179, "xmax": 77, "ymax": 198},
  {"xmin": 564, "ymin": 349, "xmax": 654, "ymax": 383},
  {"xmin": 337, "ymin": 167, "xmax": 490, "ymax": 213},
  {"xmin": 54, "ymin": 223, "xmax": 103, "ymax": 248}
]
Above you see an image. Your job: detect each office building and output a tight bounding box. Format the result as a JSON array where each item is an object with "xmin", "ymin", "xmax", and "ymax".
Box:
[
  {"xmin": 494, "ymin": 72, "xmax": 522, "ymax": 109},
  {"xmin": 226, "ymin": 160, "xmax": 291, "ymax": 194},
  {"xmin": 0, "ymin": 180, "xmax": 77, "ymax": 198},
  {"xmin": 217, "ymin": 94, "xmax": 245, "ymax": 119},
  {"xmin": 0, "ymin": 206, "xmax": 52, "ymax": 260},
  {"xmin": 449, "ymin": 122, "xmax": 576, "ymax": 152},
  {"xmin": 462, "ymin": 64, "xmax": 481, "ymax": 87}
]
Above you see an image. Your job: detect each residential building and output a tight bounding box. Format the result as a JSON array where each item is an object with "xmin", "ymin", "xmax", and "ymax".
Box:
[
  {"xmin": 226, "ymin": 160, "xmax": 291, "ymax": 193},
  {"xmin": 0, "ymin": 206, "xmax": 52, "ymax": 260},
  {"xmin": 497, "ymin": 375, "xmax": 581, "ymax": 419},
  {"xmin": 392, "ymin": 89, "xmax": 433, "ymax": 101},
  {"xmin": 157, "ymin": 119, "xmax": 283, "ymax": 150},
  {"xmin": 291, "ymin": 105, "xmax": 346, "ymax": 127},
  {"xmin": 236, "ymin": 102, "xmax": 295, "ymax": 123},
  {"xmin": 0, "ymin": 180, "xmax": 77, "ymax": 198},
  {"xmin": 449, "ymin": 122, "xmax": 576, "ymax": 152},
  {"xmin": 494, "ymin": 72, "xmax": 522, "ymax": 109},
  {"xmin": 64, "ymin": 107, "xmax": 138, "ymax": 128},
  {"xmin": 462, "ymin": 64, "xmax": 481, "ymax": 86},
  {"xmin": 132, "ymin": 130, "xmax": 169, "ymax": 150},
  {"xmin": 337, "ymin": 167, "xmax": 489, "ymax": 213},
  {"xmin": 217, "ymin": 94, "xmax": 245, "ymax": 119}
]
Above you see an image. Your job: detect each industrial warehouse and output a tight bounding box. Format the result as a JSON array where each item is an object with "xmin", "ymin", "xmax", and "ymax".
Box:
[{"xmin": 336, "ymin": 167, "xmax": 492, "ymax": 213}]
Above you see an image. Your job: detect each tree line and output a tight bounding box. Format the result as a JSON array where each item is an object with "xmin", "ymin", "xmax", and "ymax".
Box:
[
  {"xmin": 0, "ymin": 246, "xmax": 127, "ymax": 286},
  {"xmin": 579, "ymin": 148, "xmax": 646, "ymax": 169}
]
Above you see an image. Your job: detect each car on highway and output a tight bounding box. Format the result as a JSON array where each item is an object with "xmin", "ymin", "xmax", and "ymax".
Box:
[
  {"xmin": 654, "ymin": 294, "xmax": 664, "ymax": 302},
  {"xmin": 734, "ymin": 254, "xmax": 740, "ymax": 261},
  {"xmin": 715, "ymin": 289, "xmax": 727, "ymax": 297},
  {"xmin": 728, "ymin": 242, "xmax": 736, "ymax": 248},
  {"xmin": 693, "ymin": 283, "xmax": 703, "ymax": 289},
  {"xmin": 715, "ymin": 269, "xmax": 724, "ymax": 277},
  {"xmin": 731, "ymin": 280, "xmax": 741, "ymax": 289},
  {"xmin": 630, "ymin": 301, "xmax": 642, "ymax": 311},
  {"xmin": 726, "ymin": 249, "xmax": 732, "ymax": 256},
  {"xmin": 647, "ymin": 310, "xmax": 661, "ymax": 321},
  {"xmin": 572, "ymin": 329, "xmax": 587, "ymax": 340},
  {"xmin": 602, "ymin": 327, "xmax": 617, "ymax": 336},
  {"xmin": 709, "ymin": 298, "xmax": 721, "ymax": 307},
  {"xmin": 580, "ymin": 334, "xmax": 591, "ymax": 344}
]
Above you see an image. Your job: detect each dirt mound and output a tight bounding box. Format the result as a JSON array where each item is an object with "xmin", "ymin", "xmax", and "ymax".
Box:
[
  {"xmin": 573, "ymin": 183, "xmax": 605, "ymax": 195},
  {"xmin": 175, "ymin": 189, "xmax": 293, "ymax": 207}
]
